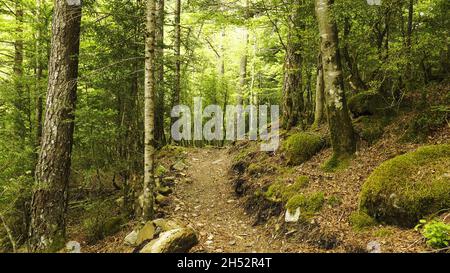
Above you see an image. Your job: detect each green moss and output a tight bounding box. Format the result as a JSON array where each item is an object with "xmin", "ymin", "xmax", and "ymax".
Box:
[
  {"xmin": 155, "ymin": 165, "xmax": 167, "ymax": 177},
  {"xmin": 283, "ymin": 132, "xmax": 324, "ymax": 165},
  {"xmin": 327, "ymin": 195, "xmax": 342, "ymax": 207},
  {"xmin": 353, "ymin": 116, "xmax": 387, "ymax": 145},
  {"xmin": 348, "ymin": 91, "xmax": 386, "ymax": 117},
  {"xmin": 264, "ymin": 176, "xmax": 309, "ymax": 202},
  {"xmin": 350, "ymin": 211, "xmax": 377, "ymax": 230},
  {"xmin": 359, "ymin": 144, "xmax": 450, "ymax": 227},
  {"xmin": 321, "ymin": 154, "xmax": 352, "ymax": 173},
  {"xmin": 286, "ymin": 192, "xmax": 325, "ymax": 214},
  {"xmin": 247, "ymin": 162, "xmax": 277, "ymax": 176},
  {"xmin": 373, "ymin": 227, "xmax": 394, "ymax": 238}
]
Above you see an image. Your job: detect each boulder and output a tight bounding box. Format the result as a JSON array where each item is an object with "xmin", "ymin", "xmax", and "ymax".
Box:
[
  {"xmin": 283, "ymin": 132, "xmax": 325, "ymax": 165},
  {"xmin": 359, "ymin": 144, "xmax": 450, "ymax": 227},
  {"xmin": 348, "ymin": 91, "xmax": 386, "ymax": 118},
  {"xmin": 153, "ymin": 218, "xmax": 182, "ymax": 231},
  {"xmin": 136, "ymin": 221, "xmax": 156, "ymax": 245},
  {"xmin": 140, "ymin": 227, "xmax": 198, "ymax": 253},
  {"xmin": 124, "ymin": 230, "xmax": 138, "ymax": 246}
]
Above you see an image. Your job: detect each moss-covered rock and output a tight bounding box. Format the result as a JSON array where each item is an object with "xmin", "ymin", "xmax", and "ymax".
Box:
[
  {"xmin": 264, "ymin": 176, "xmax": 309, "ymax": 202},
  {"xmin": 353, "ymin": 116, "xmax": 386, "ymax": 145},
  {"xmin": 348, "ymin": 91, "xmax": 386, "ymax": 118},
  {"xmin": 286, "ymin": 192, "xmax": 325, "ymax": 214},
  {"xmin": 359, "ymin": 144, "xmax": 450, "ymax": 227},
  {"xmin": 349, "ymin": 211, "xmax": 377, "ymax": 230},
  {"xmin": 283, "ymin": 132, "xmax": 325, "ymax": 165}
]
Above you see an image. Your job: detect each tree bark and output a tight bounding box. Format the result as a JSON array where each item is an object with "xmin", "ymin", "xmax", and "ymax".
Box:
[
  {"xmin": 282, "ymin": 0, "xmax": 303, "ymax": 130},
  {"xmin": 13, "ymin": 0, "xmax": 26, "ymax": 140},
  {"xmin": 143, "ymin": 0, "xmax": 157, "ymax": 221},
  {"xmin": 154, "ymin": 0, "xmax": 165, "ymax": 147},
  {"xmin": 315, "ymin": 0, "xmax": 355, "ymax": 158},
  {"xmin": 171, "ymin": 0, "xmax": 181, "ymax": 131},
  {"xmin": 313, "ymin": 54, "xmax": 324, "ymax": 128},
  {"xmin": 29, "ymin": 0, "xmax": 82, "ymax": 252}
]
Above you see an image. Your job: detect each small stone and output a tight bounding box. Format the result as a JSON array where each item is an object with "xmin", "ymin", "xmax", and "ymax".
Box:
[
  {"xmin": 228, "ymin": 240, "xmax": 236, "ymax": 246},
  {"xmin": 367, "ymin": 241, "xmax": 381, "ymax": 253},
  {"xmin": 124, "ymin": 230, "xmax": 138, "ymax": 246},
  {"xmin": 66, "ymin": 241, "xmax": 81, "ymax": 253},
  {"xmin": 285, "ymin": 208, "xmax": 301, "ymax": 223},
  {"xmin": 172, "ymin": 161, "xmax": 187, "ymax": 171}
]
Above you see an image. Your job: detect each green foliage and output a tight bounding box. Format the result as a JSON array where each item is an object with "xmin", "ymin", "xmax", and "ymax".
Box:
[
  {"xmin": 283, "ymin": 132, "xmax": 324, "ymax": 165},
  {"xmin": 349, "ymin": 211, "xmax": 377, "ymax": 231},
  {"xmin": 82, "ymin": 200, "xmax": 124, "ymax": 244},
  {"xmin": 360, "ymin": 144, "xmax": 450, "ymax": 227},
  {"xmin": 415, "ymin": 219, "xmax": 450, "ymax": 249},
  {"xmin": 403, "ymin": 108, "xmax": 449, "ymax": 143},
  {"xmin": 286, "ymin": 192, "xmax": 325, "ymax": 215}
]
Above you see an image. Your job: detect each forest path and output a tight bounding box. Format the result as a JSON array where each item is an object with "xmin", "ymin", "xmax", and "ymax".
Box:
[{"xmin": 166, "ymin": 148, "xmax": 285, "ymax": 253}]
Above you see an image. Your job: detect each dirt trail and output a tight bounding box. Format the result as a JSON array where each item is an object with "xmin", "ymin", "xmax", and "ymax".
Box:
[{"xmin": 166, "ymin": 148, "xmax": 285, "ymax": 253}]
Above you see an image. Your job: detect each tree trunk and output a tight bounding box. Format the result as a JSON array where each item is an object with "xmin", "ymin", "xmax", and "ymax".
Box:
[
  {"xmin": 29, "ymin": 0, "xmax": 82, "ymax": 252},
  {"xmin": 315, "ymin": 0, "xmax": 355, "ymax": 159},
  {"xmin": 143, "ymin": 0, "xmax": 157, "ymax": 221},
  {"xmin": 282, "ymin": 0, "xmax": 303, "ymax": 130},
  {"xmin": 171, "ymin": 0, "xmax": 181, "ymax": 131},
  {"xmin": 238, "ymin": 29, "xmax": 248, "ymax": 106},
  {"xmin": 13, "ymin": 0, "xmax": 26, "ymax": 140},
  {"xmin": 154, "ymin": 0, "xmax": 165, "ymax": 147},
  {"xmin": 35, "ymin": 0, "xmax": 44, "ymax": 157},
  {"xmin": 313, "ymin": 54, "xmax": 325, "ymax": 128}
]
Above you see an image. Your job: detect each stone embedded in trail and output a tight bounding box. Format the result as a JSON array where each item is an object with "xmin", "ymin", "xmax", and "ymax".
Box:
[
  {"xmin": 136, "ymin": 221, "xmax": 156, "ymax": 245},
  {"xmin": 285, "ymin": 208, "xmax": 301, "ymax": 223},
  {"xmin": 140, "ymin": 227, "xmax": 198, "ymax": 253},
  {"xmin": 124, "ymin": 230, "xmax": 138, "ymax": 246},
  {"xmin": 172, "ymin": 161, "xmax": 187, "ymax": 171}
]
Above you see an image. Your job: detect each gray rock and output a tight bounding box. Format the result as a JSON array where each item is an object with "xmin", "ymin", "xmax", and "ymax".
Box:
[
  {"xmin": 66, "ymin": 241, "xmax": 81, "ymax": 253},
  {"xmin": 124, "ymin": 230, "xmax": 138, "ymax": 246},
  {"xmin": 285, "ymin": 208, "xmax": 301, "ymax": 223},
  {"xmin": 140, "ymin": 227, "xmax": 198, "ymax": 253},
  {"xmin": 172, "ymin": 161, "xmax": 187, "ymax": 171}
]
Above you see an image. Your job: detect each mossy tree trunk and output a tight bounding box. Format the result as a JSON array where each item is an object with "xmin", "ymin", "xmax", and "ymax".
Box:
[
  {"xmin": 29, "ymin": 0, "xmax": 82, "ymax": 252},
  {"xmin": 315, "ymin": 0, "xmax": 355, "ymax": 158},
  {"xmin": 143, "ymin": 0, "xmax": 157, "ymax": 221},
  {"xmin": 282, "ymin": 0, "xmax": 303, "ymax": 130}
]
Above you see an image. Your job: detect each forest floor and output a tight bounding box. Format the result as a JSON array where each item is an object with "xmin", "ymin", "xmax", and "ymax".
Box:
[
  {"xmin": 163, "ymin": 148, "xmax": 287, "ymax": 253},
  {"xmin": 82, "ymin": 122, "xmax": 449, "ymax": 253}
]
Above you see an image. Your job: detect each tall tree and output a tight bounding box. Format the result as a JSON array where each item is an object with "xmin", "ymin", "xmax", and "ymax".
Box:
[
  {"xmin": 171, "ymin": 0, "xmax": 181, "ymax": 130},
  {"xmin": 315, "ymin": 0, "xmax": 355, "ymax": 161},
  {"xmin": 154, "ymin": 0, "xmax": 165, "ymax": 146},
  {"xmin": 282, "ymin": 0, "xmax": 303, "ymax": 130},
  {"xmin": 142, "ymin": 0, "xmax": 157, "ymax": 221},
  {"xmin": 29, "ymin": 0, "xmax": 82, "ymax": 252},
  {"xmin": 13, "ymin": 0, "xmax": 25, "ymax": 140}
]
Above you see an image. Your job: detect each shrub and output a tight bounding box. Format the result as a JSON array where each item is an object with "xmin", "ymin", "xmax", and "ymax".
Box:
[
  {"xmin": 283, "ymin": 132, "xmax": 324, "ymax": 165},
  {"xmin": 359, "ymin": 144, "xmax": 450, "ymax": 227},
  {"xmin": 82, "ymin": 200, "xmax": 125, "ymax": 243},
  {"xmin": 415, "ymin": 219, "xmax": 450, "ymax": 249}
]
